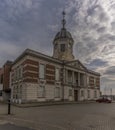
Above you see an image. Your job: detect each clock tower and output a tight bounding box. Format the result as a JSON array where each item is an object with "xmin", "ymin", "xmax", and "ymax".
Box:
[{"xmin": 53, "ymin": 11, "xmax": 75, "ymax": 61}]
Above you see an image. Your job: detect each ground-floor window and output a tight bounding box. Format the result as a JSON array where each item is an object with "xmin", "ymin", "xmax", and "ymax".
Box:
[
  {"xmin": 13, "ymin": 86, "xmax": 18, "ymax": 99},
  {"xmin": 0, "ymin": 90, "xmax": 2, "ymax": 96},
  {"xmin": 69, "ymin": 89, "xmax": 72, "ymax": 96},
  {"xmin": 38, "ymin": 85, "xmax": 45, "ymax": 98},
  {"xmin": 94, "ymin": 90, "xmax": 97, "ymax": 98},
  {"xmin": 18, "ymin": 85, "xmax": 22, "ymax": 99},
  {"xmin": 55, "ymin": 87, "xmax": 60, "ymax": 98},
  {"xmin": 88, "ymin": 90, "xmax": 90, "ymax": 98},
  {"xmin": 81, "ymin": 90, "xmax": 84, "ymax": 97}
]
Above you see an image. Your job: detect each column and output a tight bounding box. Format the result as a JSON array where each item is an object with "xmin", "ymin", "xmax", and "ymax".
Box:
[{"xmin": 78, "ymin": 73, "xmax": 80, "ymax": 86}]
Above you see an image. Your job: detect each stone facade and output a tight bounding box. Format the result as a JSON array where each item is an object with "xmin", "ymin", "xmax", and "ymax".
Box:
[
  {"xmin": 10, "ymin": 12, "xmax": 100, "ymax": 103},
  {"xmin": 10, "ymin": 49, "xmax": 100, "ymax": 103}
]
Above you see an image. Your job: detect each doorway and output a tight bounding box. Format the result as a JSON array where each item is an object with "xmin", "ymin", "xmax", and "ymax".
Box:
[{"xmin": 74, "ymin": 90, "xmax": 78, "ymax": 101}]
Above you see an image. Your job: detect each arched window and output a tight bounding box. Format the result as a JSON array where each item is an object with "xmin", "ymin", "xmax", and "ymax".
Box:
[{"xmin": 60, "ymin": 44, "xmax": 65, "ymax": 52}]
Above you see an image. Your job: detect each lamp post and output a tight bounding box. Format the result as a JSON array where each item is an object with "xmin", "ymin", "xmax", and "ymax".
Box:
[
  {"xmin": 8, "ymin": 99, "xmax": 11, "ymax": 114},
  {"xmin": 7, "ymin": 88, "xmax": 11, "ymax": 115}
]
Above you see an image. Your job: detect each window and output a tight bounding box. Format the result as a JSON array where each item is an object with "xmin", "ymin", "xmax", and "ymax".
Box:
[
  {"xmin": 87, "ymin": 76, "xmax": 89, "ymax": 85},
  {"xmin": 68, "ymin": 70, "xmax": 73, "ymax": 84},
  {"xmin": 39, "ymin": 64, "xmax": 45, "ymax": 79},
  {"xmin": 0, "ymin": 90, "xmax": 2, "ymax": 96},
  {"xmin": 54, "ymin": 44, "xmax": 58, "ymax": 49},
  {"xmin": 69, "ymin": 89, "xmax": 72, "ymax": 96},
  {"xmin": 38, "ymin": 85, "xmax": 45, "ymax": 97},
  {"xmin": 19, "ymin": 66, "xmax": 23, "ymax": 78},
  {"xmin": 0, "ymin": 74, "xmax": 3, "ymax": 84},
  {"xmin": 55, "ymin": 68, "xmax": 60, "ymax": 81},
  {"xmin": 88, "ymin": 90, "xmax": 90, "ymax": 98},
  {"xmin": 18, "ymin": 85, "xmax": 22, "ymax": 99},
  {"xmin": 94, "ymin": 90, "xmax": 97, "ymax": 98},
  {"xmin": 81, "ymin": 90, "xmax": 84, "ymax": 97},
  {"xmin": 55, "ymin": 87, "xmax": 60, "ymax": 98},
  {"xmin": 60, "ymin": 44, "xmax": 65, "ymax": 52}
]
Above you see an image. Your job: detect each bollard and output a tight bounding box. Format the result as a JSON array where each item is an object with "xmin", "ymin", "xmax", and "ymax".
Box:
[{"xmin": 8, "ymin": 99, "xmax": 11, "ymax": 115}]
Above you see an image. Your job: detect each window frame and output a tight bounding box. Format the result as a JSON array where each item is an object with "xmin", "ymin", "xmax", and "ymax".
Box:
[
  {"xmin": 55, "ymin": 87, "xmax": 60, "ymax": 98},
  {"xmin": 55, "ymin": 68, "xmax": 60, "ymax": 81},
  {"xmin": 39, "ymin": 64, "xmax": 45, "ymax": 79},
  {"xmin": 38, "ymin": 85, "xmax": 45, "ymax": 98},
  {"xmin": 60, "ymin": 44, "xmax": 65, "ymax": 52}
]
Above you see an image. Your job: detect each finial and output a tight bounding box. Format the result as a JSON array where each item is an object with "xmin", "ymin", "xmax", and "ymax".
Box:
[{"xmin": 62, "ymin": 10, "xmax": 66, "ymax": 29}]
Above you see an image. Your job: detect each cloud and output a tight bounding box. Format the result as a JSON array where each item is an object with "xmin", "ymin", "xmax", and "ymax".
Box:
[
  {"xmin": 104, "ymin": 66, "xmax": 115, "ymax": 75},
  {"xmin": 0, "ymin": 0, "xmax": 114, "ymax": 93},
  {"xmin": 65, "ymin": 0, "xmax": 115, "ymax": 93}
]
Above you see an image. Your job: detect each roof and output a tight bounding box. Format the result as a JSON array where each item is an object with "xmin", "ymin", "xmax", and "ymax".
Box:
[
  {"xmin": 13, "ymin": 48, "xmax": 100, "ymax": 76},
  {"xmin": 13, "ymin": 49, "xmax": 63, "ymax": 65},
  {"xmin": 53, "ymin": 28, "xmax": 74, "ymax": 42}
]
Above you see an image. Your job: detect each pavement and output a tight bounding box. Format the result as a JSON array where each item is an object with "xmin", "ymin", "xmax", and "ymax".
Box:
[
  {"xmin": 0, "ymin": 123, "xmax": 34, "ymax": 130},
  {"xmin": 1, "ymin": 102, "xmax": 115, "ymax": 130},
  {"xmin": 12, "ymin": 100, "xmax": 95, "ymax": 108}
]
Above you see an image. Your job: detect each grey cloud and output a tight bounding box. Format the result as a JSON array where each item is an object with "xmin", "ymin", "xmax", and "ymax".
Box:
[
  {"xmin": 97, "ymin": 27, "xmax": 106, "ymax": 33},
  {"xmin": 89, "ymin": 59, "xmax": 108, "ymax": 67},
  {"xmin": 104, "ymin": 66, "xmax": 115, "ymax": 75},
  {"xmin": 0, "ymin": 0, "xmax": 114, "ymax": 92},
  {"xmin": 111, "ymin": 22, "xmax": 115, "ymax": 30}
]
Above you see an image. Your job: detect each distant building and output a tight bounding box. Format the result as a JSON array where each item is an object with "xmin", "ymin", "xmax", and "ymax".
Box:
[
  {"xmin": 10, "ymin": 12, "xmax": 100, "ymax": 103},
  {"xmin": 0, "ymin": 61, "xmax": 12, "ymax": 101},
  {"xmin": 0, "ymin": 68, "xmax": 3, "ymax": 100}
]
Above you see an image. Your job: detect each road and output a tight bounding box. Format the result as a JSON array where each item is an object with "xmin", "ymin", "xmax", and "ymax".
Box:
[{"xmin": 1, "ymin": 102, "xmax": 115, "ymax": 130}]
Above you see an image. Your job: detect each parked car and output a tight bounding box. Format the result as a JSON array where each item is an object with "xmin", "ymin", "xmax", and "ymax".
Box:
[{"xmin": 96, "ymin": 97, "xmax": 112, "ymax": 103}]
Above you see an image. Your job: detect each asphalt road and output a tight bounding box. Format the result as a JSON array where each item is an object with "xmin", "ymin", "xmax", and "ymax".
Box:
[
  {"xmin": 0, "ymin": 123, "xmax": 34, "ymax": 130},
  {"xmin": 1, "ymin": 102, "xmax": 115, "ymax": 130}
]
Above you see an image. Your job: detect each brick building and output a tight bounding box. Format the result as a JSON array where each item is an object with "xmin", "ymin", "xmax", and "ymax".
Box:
[
  {"xmin": 3, "ymin": 61, "xmax": 12, "ymax": 100},
  {"xmin": 0, "ymin": 68, "xmax": 3, "ymax": 100},
  {"xmin": 10, "ymin": 12, "xmax": 100, "ymax": 103}
]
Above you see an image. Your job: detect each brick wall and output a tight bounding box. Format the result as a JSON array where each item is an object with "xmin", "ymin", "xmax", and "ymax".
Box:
[
  {"xmin": 46, "ymin": 64, "xmax": 55, "ymax": 84},
  {"xmin": 3, "ymin": 61, "xmax": 12, "ymax": 91}
]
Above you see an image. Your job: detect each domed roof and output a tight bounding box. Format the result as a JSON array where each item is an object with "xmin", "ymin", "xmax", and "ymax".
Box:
[
  {"xmin": 54, "ymin": 28, "xmax": 73, "ymax": 41},
  {"xmin": 53, "ymin": 11, "xmax": 74, "ymax": 42}
]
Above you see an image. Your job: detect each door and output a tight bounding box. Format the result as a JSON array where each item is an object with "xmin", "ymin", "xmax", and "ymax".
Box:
[{"xmin": 74, "ymin": 90, "xmax": 78, "ymax": 101}]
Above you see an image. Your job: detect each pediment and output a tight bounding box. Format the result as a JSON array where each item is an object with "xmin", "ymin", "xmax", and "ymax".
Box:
[{"xmin": 65, "ymin": 60, "xmax": 87, "ymax": 71}]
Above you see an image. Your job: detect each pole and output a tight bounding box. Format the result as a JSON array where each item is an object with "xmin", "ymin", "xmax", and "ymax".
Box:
[{"xmin": 8, "ymin": 99, "xmax": 11, "ymax": 115}]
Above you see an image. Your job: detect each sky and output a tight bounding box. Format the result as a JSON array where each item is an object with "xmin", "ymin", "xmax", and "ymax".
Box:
[{"xmin": 0, "ymin": 0, "xmax": 114, "ymax": 94}]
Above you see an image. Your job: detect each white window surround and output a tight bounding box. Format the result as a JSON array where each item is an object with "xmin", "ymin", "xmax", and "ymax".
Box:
[
  {"xmin": 94, "ymin": 90, "xmax": 97, "ymax": 98},
  {"xmin": 55, "ymin": 68, "xmax": 60, "ymax": 81},
  {"xmin": 81, "ymin": 90, "xmax": 84, "ymax": 97},
  {"xmin": 88, "ymin": 90, "xmax": 90, "ymax": 98},
  {"xmin": 38, "ymin": 85, "xmax": 45, "ymax": 98},
  {"xmin": 69, "ymin": 89, "xmax": 72, "ymax": 96},
  {"xmin": 55, "ymin": 87, "xmax": 60, "ymax": 98},
  {"xmin": 39, "ymin": 64, "xmax": 45, "ymax": 79}
]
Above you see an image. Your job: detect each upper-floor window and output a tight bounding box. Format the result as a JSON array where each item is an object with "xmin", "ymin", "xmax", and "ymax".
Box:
[
  {"xmin": 19, "ymin": 66, "xmax": 23, "ymax": 78},
  {"xmin": 55, "ymin": 68, "xmax": 60, "ymax": 81},
  {"xmin": 60, "ymin": 44, "xmax": 65, "ymax": 52},
  {"xmin": 39, "ymin": 64, "xmax": 45, "ymax": 79},
  {"xmin": 68, "ymin": 70, "xmax": 73, "ymax": 84}
]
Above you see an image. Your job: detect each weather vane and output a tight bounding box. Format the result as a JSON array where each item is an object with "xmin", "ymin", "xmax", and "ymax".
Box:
[{"xmin": 62, "ymin": 10, "xmax": 66, "ymax": 29}]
